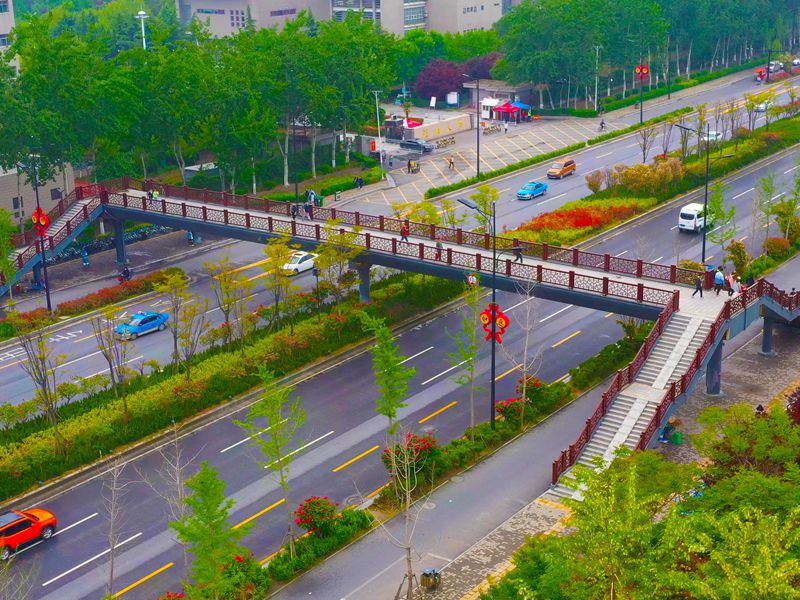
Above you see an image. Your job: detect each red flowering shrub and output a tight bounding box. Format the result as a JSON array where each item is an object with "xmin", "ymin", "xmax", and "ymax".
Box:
[
  {"xmin": 382, "ymin": 432, "xmax": 438, "ymax": 474},
  {"xmin": 760, "ymin": 132, "xmax": 781, "ymax": 148},
  {"xmin": 496, "ymin": 398, "xmax": 524, "ymax": 423},
  {"xmin": 221, "ymin": 552, "xmax": 271, "ymax": 597},
  {"xmin": 763, "ymin": 236, "xmax": 791, "ymax": 258},
  {"xmin": 157, "ymin": 593, "xmax": 185, "ymax": 600},
  {"xmin": 517, "ymin": 204, "xmax": 642, "ymax": 232},
  {"xmin": 786, "ymin": 387, "xmax": 800, "ymax": 425},
  {"xmin": 295, "ymin": 496, "xmax": 339, "ymax": 536}
]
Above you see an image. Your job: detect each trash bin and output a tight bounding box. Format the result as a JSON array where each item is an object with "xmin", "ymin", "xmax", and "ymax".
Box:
[
  {"xmin": 335, "ymin": 191, "xmax": 341, "ymax": 202},
  {"xmin": 671, "ymin": 431, "xmax": 683, "ymax": 445},
  {"xmin": 420, "ymin": 568, "xmax": 441, "ymax": 591}
]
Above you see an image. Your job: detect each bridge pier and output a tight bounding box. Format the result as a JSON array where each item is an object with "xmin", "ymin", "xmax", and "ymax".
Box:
[
  {"xmin": 705, "ymin": 340, "xmax": 723, "ymax": 395},
  {"xmin": 113, "ymin": 219, "xmax": 128, "ymax": 265},
  {"xmin": 355, "ymin": 262, "xmax": 371, "ymax": 304},
  {"xmin": 759, "ymin": 316, "xmax": 777, "ymax": 357}
]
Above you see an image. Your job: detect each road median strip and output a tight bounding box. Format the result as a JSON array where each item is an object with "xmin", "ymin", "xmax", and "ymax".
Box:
[
  {"xmin": 111, "ymin": 562, "xmax": 174, "ymax": 599},
  {"xmin": 332, "ymin": 445, "xmax": 381, "ymax": 473}
]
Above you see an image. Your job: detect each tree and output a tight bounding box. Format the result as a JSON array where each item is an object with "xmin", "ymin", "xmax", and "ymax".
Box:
[
  {"xmin": 0, "ymin": 555, "xmax": 38, "ymax": 600},
  {"xmin": 635, "ymin": 125, "xmax": 658, "ymax": 163},
  {"xmin": 152, "ymin": 270, "xmax": 189, "ymax": 367},
  {"xmin": 468, "ymin": 185, "xmax": 498, "ymax": 232},
  {"xmin": 103, "ymin": 458, "xmax": 131, "ymax": 597},
  {"xmin": 7, "ymin": 310, "xmax": 67, "ymax": 454},
  {"xmin": 90, "ymin": 308, "xmax": 133, "ymax": 425},
  {"xmin": 706, "ymin": 181, "xmax": 737, "ymax": 267},
  {"xmin": 771, "ymin": 168, "xmax": 800, "ymax": 242},
  {"xmin": 170, "ymin": 461, "xmax": 251, "ymax": 599},
  {"xmin": 260, "ymin": 234, "xmax": 298, "ymax": 327},
  {"xmin": 315, "ymin": 221, "xmax": 362, "ymax": 303},
  {"xmin": 447, "ymin": 278, "xmax": 484, "ymax": 440},
  {"xmin": 658, "ymin": 117, "xmax": 675, "ymax": 158},
  {"xmin": 0, "ymin": 209, "xmax": 16, "ymax": 300},
  {"xmin": 414, "ymin": 59, "xmax": 466, "ymax": 100},
  {"xmin": 177, "ymin": 297, "xmax": 210, "ymax": 382},
  {"xmin": 234, "ymin": 369, "xmax": 306, "ymax": 558},
  {"xmin": 359, "ymin": 312, "xmax": 416, "ymax": 436},
  {"xmin": 205, "ymin": 256, "xmax": 253, "ymax": 347},
  {"xmin": 754, "ymin": 171, "xmax": 778, "ymax": 242}
]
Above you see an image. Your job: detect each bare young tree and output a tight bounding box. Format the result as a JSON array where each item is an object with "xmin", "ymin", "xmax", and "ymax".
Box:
[
  {"xmin": 177, "ymin": 298, "xmax": 210, "ymax": 382},
  {"xmin": 754, "ymin": 172, "xmax": 778, "ymax": 242},
  {"xmin": 743, "ymin": 93, "xmax": 758, "ymax": 131},
  {"xmin": 712, "ymin": 101, "xmax": 724, "ymax": 134},
  {"xmin": 635, "ymin": 125, "xmax": 658, "ymax": 163},
  {"xmin": 695, "ymin": 103, "xmax": 709, "ymax": 152},
  {"xmin": 0, "ymin": 556, "xmax": 39, "ymax": 600},
  {"xmin": 499, "ymin": 278, "xmax": 542, "ymax": 431},
  {"xmin": 103, "ymin": 458, "xmax": 132, "ymax": 597},
  {"xmin": 152, "ymin": 271, "xmax": 190, "ymax": 367},
  {"xmin": 90, "ymin": 308, "xmax": 134, "ymax": 425},
  {"xmin": 316, "ymin": 222, "xmax": 362, "ymax": 303},
  {"xmin": 204, "ymin": 255, "xmax": 253, "ymax": 347},
  {"xmin": 659, "ymin": 117, "xmax": 676, "ymax": 157},
  {"xmin": 8, "ymin": 312, "xmax": 67, "ymax": 454},
  {"xmin": 677, "ymin": 117, "xmax": 691, "ymax": 161},
  {"xmin": 727, "ymin": 99, "xmax": 744, "ymax": 149}
]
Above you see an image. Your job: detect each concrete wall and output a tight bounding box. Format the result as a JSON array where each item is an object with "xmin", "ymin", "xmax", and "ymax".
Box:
[
  {"xmin": 427, "ymin": 0, "xmax": 503, "ymax": 33},
  {"xmin": 0, "ymin": 165, "xmax": 75, "ymax": 231},
  {"xmin": 411, "ymin": 114, "xmax": 472, "ymax": 140},
  {"xmin": 0, "ymin": 0, "xmax": 14, "ymax": 49},
  {"xmin": 178, "ymin": 0, "xmax": 329, "ymax": 37}
]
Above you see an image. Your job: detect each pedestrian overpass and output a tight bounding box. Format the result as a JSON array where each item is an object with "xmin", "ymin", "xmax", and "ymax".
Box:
[{"xmin": 4, "ymin": 178, "xmax": 799, "ymax": 493}]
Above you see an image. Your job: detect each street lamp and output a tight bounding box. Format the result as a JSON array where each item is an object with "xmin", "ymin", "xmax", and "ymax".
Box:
[
  {"xmin": 462, "ymin": 74, "xmax": 481, "ymax": 180},
  {"xmin": 675, "ymin": 122, "xmax": 734, "ymax": 265},
  {"xmin": 593, "ymin": 45, "xmax": 602, "ymax": 111},
  {"xmin": 458, "ymin": 196, "xmax": 498, "ymax": 429},
  {"xmin": 19, "ymin": 154, "xmax": 53, "ymax": 312},
  {"xmin": 311, "ymin": 266, "xmax": 321, "ymax": 322},
  {"xmin": 135, "ymin": 10, "xmax": 149, "ymax": 51},
  {"xmin": 186, "ymin": 31, "xmax": 199, "ymax": 47},
  {"xmin": 371, "ymin": 90, "xmax": 385, "ymax": 180}
]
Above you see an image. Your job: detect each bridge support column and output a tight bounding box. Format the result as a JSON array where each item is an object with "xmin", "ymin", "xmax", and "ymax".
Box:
[
  {"xmin": 32, "ymin": 262, "xmax": 44, "ymax": 286},
  {"xmin": 760, "ymin": 316, "xmax": 777, "ymax": 357},
  {"xmin": 356, "ymin": 263, "xmax": 371, "ymax": 304},
  {"xmin": 705, "ymin": 340, "xmax": 723, "ymax": 395},
  {"xmin": 113, "ymin": 219, "xmax": 128, "ymax": 265}
]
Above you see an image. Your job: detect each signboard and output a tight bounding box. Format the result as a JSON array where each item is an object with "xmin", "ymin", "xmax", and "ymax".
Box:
[
  {"xmin": 466, "ymin": 273, "xmax": 479, "ymax": 285},
  {"xmin": 429, "ymin": 96, "xmax": 437, "ymax": 108}
]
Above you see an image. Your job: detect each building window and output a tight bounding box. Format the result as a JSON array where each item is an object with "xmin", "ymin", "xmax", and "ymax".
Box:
[
  {"xmin": 196, "ymin": 8, "xmax": 225, "ymax": 14},
  {"xmin": 0, "ymin": 35, "xmax": 8, "ymax": 47},
  {"xmin": 404, "ymin": 5, "xmax": 425, "ymax": 24},
  {"xmin": 12, "ymin": 197, "xmax": 22, "ymax": 210},
  {"xmin": 50, "ymin": 188, "xmax": 62, "ymax": 201},
  {"xmin": 0, "ymin": 0, "xmax": 8, "ymax": 14},
  {"xmin": 230, "ymin": 9, "xmax": 245, "ymax": 28},
  {"xmin": 269, "ymin": 8, "xmax": 297, "ymax": 16}
]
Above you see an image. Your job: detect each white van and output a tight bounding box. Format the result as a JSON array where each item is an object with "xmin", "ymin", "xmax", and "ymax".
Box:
[{"xmin": 678, "ymin": 203, "xmax": 707, "ymax": 232}]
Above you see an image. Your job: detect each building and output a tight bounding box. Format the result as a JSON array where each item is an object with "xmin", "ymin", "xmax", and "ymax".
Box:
[
  {"xmin": 179, "ymin": 0, "xmax": 512, "ymax": 37},
  {"xmin": 0, "ymin": 0, "xmax": 14, "ymax": 51},
  {"xmin": 0, "ymin": 165, "xmax": 76, "ymax": 233}
]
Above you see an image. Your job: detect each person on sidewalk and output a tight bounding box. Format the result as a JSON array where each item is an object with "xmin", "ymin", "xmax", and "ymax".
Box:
[
  {"xmin": 727, "ymin": 272, "xmax": 736, "ymax": 297},
  {"xmin": 435, "ymin": 239, "xmax": 443, "ymax": 261},
  {"xmin": 448, "ymin": 156, "xmax": 455, "ymax": 170},
  {"xmin": 407, "ymin": 159, "xmax": 412, "ymax": 174},
  {"xmin": 714, "ymin": 268, "xmax": 725, "ymax": 296},
  {"xmin": 692, "ymin": 274, "xmax": 703, "ymax": 298},
  {"xmin": 291, "ymin": 203, "xmax": 299, "ymax": 219},
  {"xmin": 400, "ymin": 225, "xmax": 409, "ymax": 244},
  {"xmin": 504, "ymin": 121, "xmax": 508, "ymax": 134},
  {"xmin": 513, "ymin": 247, "xmax": 523, "ymax": 263},
  {"xmin": 303, "ymin": 201, "xmax": 312, "ymax": 220}
]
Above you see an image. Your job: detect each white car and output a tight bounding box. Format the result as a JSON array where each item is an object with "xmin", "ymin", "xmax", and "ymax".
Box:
[
  {"xmin": 769, "ymin": 61, "xmax": 784, "ymax": 72},
  {"xmin": 754, "ymin": 101, "xmax": 772, "ymax": 113},
  {"xmin": 282, "ymin": 251, "xmax": 317, "ymax": 275},
  {"xmin": 700, "ymin": 130, "xmax": 723, "ymax": 142},
  {"xmin": 793, "ymin": 57, "xmax": 800, "ymax": 67}
]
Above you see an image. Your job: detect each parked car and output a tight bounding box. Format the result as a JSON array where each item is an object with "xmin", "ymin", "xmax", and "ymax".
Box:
[
  {"xmin": 114, "ymin": 311, "xmax": 169, "ymax": 340},
  {"xmin": 399, "ymin": 139, "xmax": 434, "ymax": 153},
  {"xmin": 700, "ymin": 130, "xmax": 723, "ymax": 142},
  {"xmin": 516, "ymin": 180, "xmax": 549, "ymax": 200},
  {"xmin": 282, "ymin": 251, "xmax": 317, "ymax": 275},
  {"xmin": 793, "ymin": 57, "xmax": 800, "ymax": 67},
  {"xmin": 546, "ymin": 158, "xmax": 576, "ymax": 179},
  {"xmin": 0, "ymin": 509, "xmax": 57, "ymax": 561}
]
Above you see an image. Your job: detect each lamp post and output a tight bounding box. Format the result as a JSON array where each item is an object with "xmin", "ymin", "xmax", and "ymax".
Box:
[
  {"xmin": 186, "ymin": 31, "xmax": 199, "ymax": 47},
  {"xmin": 458, "ymin": 196, "xmax": 497, "ymax": 429},
  {"xmin": 23, "ymin": 154, "xmax": 53, "ymax": 312},
  {"xmin": 593, "ymin": 45, "xmax": 602, "ymax": 111},
  {"xmin": 135, "ymin": 10, "xmax": 149, "ymax": 51},
  {"xmin": 371, "ymin": 90, "xmax": 385, "ymax": 180},
  {"xmin": 462, "ymin": 74, "xmax": 481, "ymax": 179},
  {"xmin": 676, "ymin": 123, "xmax": 735, "ymax": 265},
  {"xmin": 311, "ymin": 266, "xmax": 321, "ymax": 322}
]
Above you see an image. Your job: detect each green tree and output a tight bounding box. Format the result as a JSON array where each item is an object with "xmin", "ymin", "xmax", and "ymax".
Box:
[
  {"xmin": 706, "ymin": 181, "xmax": 737, "ymax": 267},
  {"xmin": 315, "ymin": 221, "xmax": 362, "ymax": 302},
  {"xmin": 234, "ymin": 369, "xmax": 306, "ymax": 558},
  {"xmin": 0, "ymin": 209, "xmax": 16, "ymax": 300},
  {"xmin": 177, "ymin": 297, "xmax": 210, "ymax": 382},
  {"xmin": 448, "ymin": 278, "xmax": 484, "ymax": 439},
  {"xmin": 468, "ymin": 184, "xmax": 498, "ymax": 232},
  {"xmin": 260, "ymin": 234, "xmax": 298, "ymax": 328},
  {"xmin": 170, "ymin": 461, "xmax": 251, "ymax": 599},
  {"xmin": 753, "ymin": 171, "xmax": 778, "ymax": 243},
  {"xmin": 152, "ymin": 270, "xmax": 189, "ymax": 367},
  {"xmin": 205, "ymin": 256, "xmax": 253, "ymax": 347},
  {"xmin": 359, "ymin": 312, "xmax": 415, "ymax": 436}
]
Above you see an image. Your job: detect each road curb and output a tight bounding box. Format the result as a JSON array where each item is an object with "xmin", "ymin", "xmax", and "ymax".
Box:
[{"xmin": 1, "ymin": 292, "xmax": 470, "ymax": 511}]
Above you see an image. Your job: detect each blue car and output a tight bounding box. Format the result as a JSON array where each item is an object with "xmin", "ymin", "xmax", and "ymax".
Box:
[
  {"xmin": 516, "ymin": 180, "xmax": 548, "ymax": 200},
  {"xmin": 114, "ymin": 311, "xmax": 169, "ymax": 340}
]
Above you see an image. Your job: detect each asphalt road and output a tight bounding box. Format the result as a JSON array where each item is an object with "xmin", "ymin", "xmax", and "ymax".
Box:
[{"xmin": 2, "ymin": 75, "xmax": 799, "ymax": 598}]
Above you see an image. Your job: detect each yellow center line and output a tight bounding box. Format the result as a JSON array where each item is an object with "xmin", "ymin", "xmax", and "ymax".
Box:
[
  {"xmin": 0, "ymin": 359, "xmax": 23, "ymax": 371},
  {"xmin": 739, "ymin": 236, "xmax": 748, "ymax": 242},
  {"xmin": 604, "ymin": 312, "xmax": 615, "ymax": 318},
  {"xmin": 705, "ymin": 255, "xmax": 714, "ymax": 262},
  {"xmin": 73, "ymin": 333, "xmax": 96, "ymax": 343},
  {"xmin": 418, "ymin": 400, "xmax": 458, "ymax": 424},
  {"xmin": 214, "ymin": 257, "xmax": 273, "ymax": 279},
  {"xmin": 366, "ymin": 483, "xmax": 389, "ymax": 499},
  {"xmin": 232, "ymin": 498, "xmax": 286, "ymax": 530},
  {"xmin": 111, "ymin": 562, "xmax": 174, "ymax": 598},
  {"xmin": 552, "ymin": 330, "xmax": 582, "ymax": 349},
  {"xmin": 494, "ymin": 365, "xmax": 520, "ymax": 382},
  {"xmin": 332, "ymin": 445, "xmax": 381, "ymax": 473},
  {"xmin": 260, "ymin": 531, "xmax": 312, "ymax": 564},
  {"xmin": 553, "ymin": 373, "xmax": 570, "ymax": 383}
]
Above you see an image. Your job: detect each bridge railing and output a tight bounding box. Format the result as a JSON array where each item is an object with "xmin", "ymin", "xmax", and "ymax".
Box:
[
  {"xmin": 104, "ymin": 191, "xmax": 679, "ymax": 307},
  {"xmin": 115, "ymin": 177, "xmax": 701, "ymax": 288}
]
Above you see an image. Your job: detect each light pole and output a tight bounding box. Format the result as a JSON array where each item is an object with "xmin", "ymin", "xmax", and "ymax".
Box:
[
  {"xmin": 676, "ymin": 122, "xmax": 734, "ymax": 265},
  {"xmin": 135, "ymin": 10, "xmax": 149, "ymax": 50},
  {"xmin": 24, "ymin": 154, "xmax": 53, "ymax": 312},
  {"xmin": 458, "ymin": 196, "xmax": 497, "ymax": 429},
  {"xmin": 186, "ymin": 31, "xmax": 199, "ymax": 47},
  {"xmin": 593, "ymin": 45, "xmax": 602, "ymax": 111},
  {"xmin": 311, "ymin": 267, "xmax": 321, "ymax": 322},
  {"xmin": 462, "ymin": 74, "xmax": 481, "ymax": 180},
  {"xmin": 371, "ymin": 90, "xmax": 385, "ymax": 180}
]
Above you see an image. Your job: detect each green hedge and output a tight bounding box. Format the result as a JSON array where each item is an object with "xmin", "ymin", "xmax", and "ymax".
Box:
[
  {"xmin": 425, "ymin": 107, "xmax": 692, "ymax": 199},
  {"xmin": 0, "ymin": 274, "xmax": 465, "ymax": 501},
  {"xmin": 267, "ymin": 509, "xmax": 374, "ymax": 581}
]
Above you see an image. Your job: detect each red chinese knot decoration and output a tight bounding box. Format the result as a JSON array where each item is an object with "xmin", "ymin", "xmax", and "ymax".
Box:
[
  {"xmin": 634, "ymin": 64, "xmax": 650, "ymax": 81},
  {"xmin": 31, "ymin": 208, "xmax": 50, "ymax": 236},
  {"xmin": 479, "ymin": 303, "xmax": 510, "ymax": 344}
]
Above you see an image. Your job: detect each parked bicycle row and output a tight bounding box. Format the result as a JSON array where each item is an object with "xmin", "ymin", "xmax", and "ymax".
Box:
[{"xmin": 435, "ymin": 136, "xmax": 456, "ymax": 149}]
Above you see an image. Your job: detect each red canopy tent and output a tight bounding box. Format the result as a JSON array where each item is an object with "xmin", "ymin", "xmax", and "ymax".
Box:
[{"xmin": 493, "ymin": 102, "xmax": 521, "ymax": 114}]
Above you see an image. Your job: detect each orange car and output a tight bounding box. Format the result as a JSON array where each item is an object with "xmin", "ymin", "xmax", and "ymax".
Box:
[
  {"xmin": 0, "ymin": 509, "xmax": 57, "ymax": 560},
  {"xmin": 547, "ymin": 158, "xmax": 577, "ymax": 179}
]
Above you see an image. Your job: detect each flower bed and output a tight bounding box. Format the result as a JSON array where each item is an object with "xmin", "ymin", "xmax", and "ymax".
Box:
[{"xmin": 0, "ymin": 274, "xmax": 465, "ymax": 501}]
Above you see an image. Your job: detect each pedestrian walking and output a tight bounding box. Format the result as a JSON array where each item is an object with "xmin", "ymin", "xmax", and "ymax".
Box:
[
  {"xmin": 504, "ymin": 121, "xmax": 508, "ymax": 134},
  {"xmin": 407, "ymin": 159, "xmax": 412, "ymax": 174},
  {"xmin": 726, "ymin": 273, "xmax": 736, "ymax": 297},
  {"xmin": 714, "ymin": 268, "xmax": 725, "ymax": 296},
  {"xmin": 435, "ymin": 239, "xmax": 443, "ymax": 261},
  {"xmin": 291, "ymin": 203, "xmax": 299, "ymax": 219},
  {"xmin": 734, "ymin": 277, "xmax": 742, "ymax": 294},
  {"xmin": 303, "ymin": 201, "xmax": 312, "ymax": 220},
  {"xmin": 400, "ymin": 225, "xmax": 409, "ymax": 244},
  {"xmin": 513, "ymin": 247, "xmax": 523, "ymax": 263},
  {"xmin": 692, "ymin": 274, "xmax": 703, "ymax": 298},
  {"xmin": 448, "ymin": 156, "xmax": 455, "ymax": 170},
  {"xmin": 388, "ymin": 156, "xmax": 393, "ymax": 169},
  {"xmin": 747, "ymin": 274, "xmax": 755, "ymax": 287}
]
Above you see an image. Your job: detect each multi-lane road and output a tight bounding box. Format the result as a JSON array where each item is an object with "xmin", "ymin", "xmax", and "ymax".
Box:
[{"xmin": 3, "ymin": 74, "xmax": 800, "ymax": 599}]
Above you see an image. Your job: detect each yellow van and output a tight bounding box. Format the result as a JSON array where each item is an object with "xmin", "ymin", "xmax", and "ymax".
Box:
[{"xmin": 547, "ymin": 158, "xmax": 576, "ymax": 179}]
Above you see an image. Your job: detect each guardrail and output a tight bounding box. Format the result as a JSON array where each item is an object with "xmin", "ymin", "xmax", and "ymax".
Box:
[
  {"xmin": 111, "ymin": 176, "xmax": 701, "ymax": 288},
  {"xmin": 103, "ymin": 190, "xmax": 678, "ymax": 307},
  {"xmin": 11, "ymin": 184, "xmax": 101, "ymax": 249}
]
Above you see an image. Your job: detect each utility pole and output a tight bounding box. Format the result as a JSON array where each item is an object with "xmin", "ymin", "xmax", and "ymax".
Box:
[
  {"xmin": 593, "ymin": 45, "xmax": 602, "ymax": 111},
  {"xmin": 135, "ymin": 10, "xmax": 148, "ymax": 51},
  {"xmin": 372, "ymin": 90, "xmax": 385, "ymax": 180}
]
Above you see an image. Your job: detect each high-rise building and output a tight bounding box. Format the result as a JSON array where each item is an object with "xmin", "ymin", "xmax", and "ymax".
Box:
[
  {"xmin": 178, "ymin": 0, "xmax": 508, "ymax": 37},
  {"xmin": 0, "ymin": 0, "xmax": 14, "ymax": 51}
]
